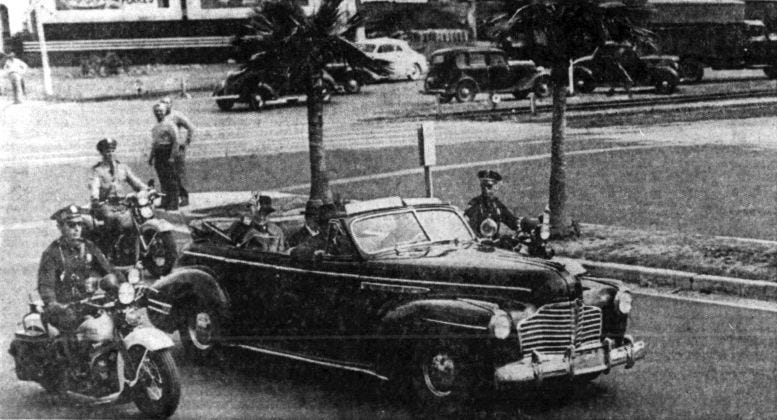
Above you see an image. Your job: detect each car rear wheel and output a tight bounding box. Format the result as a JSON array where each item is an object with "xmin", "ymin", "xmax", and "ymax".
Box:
[
  {"xmin": 343, "ymin": 76, "xmax": 361, "ymax": 94},
  {"xmin": 216, "ymin": 99, "xmax": 234, "ymax": 111},
  {"xmin": 248, "ymin": 92, "xmax": 265, "ymax": 111},
  {"xmin": 455, "ymin": 80, "xmax": 477, "ymax": 102},
  {"xmin": 408, "ymin": 63, "xmax": 423, "ymax": 81},
  {"xmin": 654, "ymin": 72, "xmax": 677, "ymax": 94},
  {"xmin": 679, "ymin": 58, "xmax": 704, "ymax": 83},
  {"xmin": 179, "ymin": 303, "xmax": 222, "ymax": 365},
  {"xmin": 574, "ymin": 70, "xmax": 596, "ymax": 94},
  {"xmin": 533, "ymin": 76, "xmax": 551, "ymax": 98}
]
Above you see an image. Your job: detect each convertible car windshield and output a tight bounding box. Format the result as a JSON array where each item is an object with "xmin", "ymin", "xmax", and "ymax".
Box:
[{"xmin": 350, "ymin": 209, "xmax": 473, "ymax": 254}]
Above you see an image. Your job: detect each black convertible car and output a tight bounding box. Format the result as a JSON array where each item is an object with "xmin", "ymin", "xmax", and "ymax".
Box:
[{"xmin": 151, "ymin": 196, "xmax": 646, "ymax": 413}]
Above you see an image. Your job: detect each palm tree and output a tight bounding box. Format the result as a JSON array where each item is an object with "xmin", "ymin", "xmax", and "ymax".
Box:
[
  {"xmin": 495, "ymin": 0, "xmax": 653, "ymax": 237},
  {"xmin": 242, "ymin": 0, "xmax": 387, "ymax": 202}
]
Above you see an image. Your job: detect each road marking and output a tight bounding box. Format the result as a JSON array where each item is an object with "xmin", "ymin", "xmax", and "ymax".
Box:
[{"xmin": 633, "ymin": 288, "xmax": 777, "ymax": 314}]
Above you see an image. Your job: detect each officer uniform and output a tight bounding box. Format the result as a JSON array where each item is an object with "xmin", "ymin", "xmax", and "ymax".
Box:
[
  {"xmin": 230, "ymin": 195, "xmax": 286, "ymax": 252},
  {"xmin": 464, "ymin": 170, "xmax": 519, "ymax": 237},
  {"xmin": 38, "ymin": 206, "xmax": 113, "ymax": 331},
  {"xmin": 150, "ymin": 103, "xmax": 181, "ymax": 210}
]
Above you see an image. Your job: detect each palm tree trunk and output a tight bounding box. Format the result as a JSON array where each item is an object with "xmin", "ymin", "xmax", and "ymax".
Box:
[
  {"xmin": 307, "ymin": 69, "xmax": 330, "ymax": 202},
  {"xmin": 548, "ymin": 66, "xmax": 571, "ymax": 237}
]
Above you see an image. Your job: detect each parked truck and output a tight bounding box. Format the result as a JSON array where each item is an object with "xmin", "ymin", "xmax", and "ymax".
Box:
[{"xmin": 652, "ymin": 19, "xmax": 777, "ymax": 82}]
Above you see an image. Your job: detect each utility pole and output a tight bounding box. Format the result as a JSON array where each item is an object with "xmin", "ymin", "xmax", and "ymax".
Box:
[
  {"xmin": 33, "ymin": 0, "xmax": 53, "ymax": 96},
  {"xmin": 353, "ymin": 0, "xmax": 365, "ymax": 42},
  {"xmin": 0, "ymin": 6, "xmax": 5, "ymax": 54},
  {"xmin": 467, "ymin": 0, "xmax": 477, "ymax": 41}
]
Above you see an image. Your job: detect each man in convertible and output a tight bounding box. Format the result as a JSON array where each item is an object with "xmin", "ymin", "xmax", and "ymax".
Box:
[{"xmin": 230, "ymin": 194, "xmax": 285, "ymax": 252}]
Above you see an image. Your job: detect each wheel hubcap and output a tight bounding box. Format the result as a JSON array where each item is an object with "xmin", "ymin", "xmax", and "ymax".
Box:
[
  {"xmin": 140, "ymin": 358, "xmax": 164, "ymax": 401},
  {"xmin": 422, "ymin": 352, "xmax": 456, "ymax": 397},
  {"xmin": 189, "ymin": 312, "xmax": 213, "ymax": 350}
]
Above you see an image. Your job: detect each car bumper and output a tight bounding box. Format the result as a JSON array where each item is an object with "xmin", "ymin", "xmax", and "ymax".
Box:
[{"xmin": 493, "ymin": 335, "xmax": 646, "ymax": 386}]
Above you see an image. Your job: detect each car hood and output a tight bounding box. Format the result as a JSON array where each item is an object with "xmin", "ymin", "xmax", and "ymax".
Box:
[{"xmin": 363, "ymin": 244, "xmax": 579, "ymax": 303}]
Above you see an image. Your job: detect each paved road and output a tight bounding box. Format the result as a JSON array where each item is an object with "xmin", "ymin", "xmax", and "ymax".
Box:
[{"xmin": 2, "ymin": 243, "xmax": 776, "ymax": 420}]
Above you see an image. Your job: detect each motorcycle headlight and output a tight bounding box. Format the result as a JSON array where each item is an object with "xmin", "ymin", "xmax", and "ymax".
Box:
[
  {"xmin": 614, "ymin": 290, "xmax": 633, "ymax": 315},
  {"xmin": 118, "ymin": 282, "xmax": 135, "ymax": 305},
  {"xmin": 137, "ymin": 197, "xmax": 149, "ymax": 206},
  {"xmin": 140, "ymin": 206, "xmax": 154, "ymax": 219},
  {"xmin": 488, "ymin": 311, "xmax": 513, "ymax": 340},
  {"xmin": 127, "ymin": 267, "xmax": 141, "ymax": 284}
]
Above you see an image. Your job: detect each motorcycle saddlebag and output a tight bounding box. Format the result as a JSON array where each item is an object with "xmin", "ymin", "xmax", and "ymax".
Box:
[{"xmin": 9, "ymin": 329, "xmax": 50, "ymax": 381}]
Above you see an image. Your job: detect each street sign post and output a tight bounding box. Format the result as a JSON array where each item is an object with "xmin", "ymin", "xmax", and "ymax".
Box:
[{"xmin": 417, "ymin": 122, "xmax": 436, "ymax": 198}]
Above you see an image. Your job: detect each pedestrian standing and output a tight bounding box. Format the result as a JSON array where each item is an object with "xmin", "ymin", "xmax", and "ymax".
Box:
[
  {"xmin": 149, "ymin": 102, "xmax": 181, "ymax": 210},
  {"xmin": 160, "ymin": 96, "xmax": 195, "ymax": 207},
  {"xmin": 3, "ymin": 52, "xmax": 28, "ymax": 104}
]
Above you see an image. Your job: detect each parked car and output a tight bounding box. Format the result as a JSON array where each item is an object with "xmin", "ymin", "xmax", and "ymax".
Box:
[
  {"xmin": 423, "ymin": 47, "xmax": 551, "ymax": 103},
  {"xmin": 325, "ymin": 61, "xmax": 377, "ymax": 94},
  {"xmin": 150, "ymin": 195, "xmax": 646, "ymax": 414},
  {"xmin": 213, "ymin": 62, "xmax": 338, "ymax": 111},
  {"xmin": 356, "ymin": 37, "xmax": 429, "ymax": 81},
  {"xmin": 572, "ymin": 42, "xmax": 680, "ymax": 95}
]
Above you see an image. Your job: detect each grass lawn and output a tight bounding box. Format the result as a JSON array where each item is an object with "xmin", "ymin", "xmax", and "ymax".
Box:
[{"xmin": 181, "ymin": 142, "xmax": 777, "ymax": 281}]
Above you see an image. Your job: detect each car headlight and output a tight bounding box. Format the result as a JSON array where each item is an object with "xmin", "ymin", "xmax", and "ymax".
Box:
[
  {"xmin": 127, "ymin": 267, "xmax": 141, "ymax": 284},
  {"xmin": 118, "ymin": 282, "xmax": 135, "ymax": 305},
  {"xmin": 140, "ymin": 206, "xmax": 154, "ymax": 219},
  {"xmin": 137, "ymin": 197, "xmax": 149, "ymax": 206},
  {"xmin": 614, "ymin": 290, "xmax": 633, "ymax": 315},
  {"xmin": 489, "ymin": 311, "xmax": 513, "ymax": 340}
]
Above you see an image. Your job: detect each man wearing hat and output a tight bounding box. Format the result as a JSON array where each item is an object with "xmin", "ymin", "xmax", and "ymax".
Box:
[
  {"xmin": 159, "ymin": 96, "xmax": 195, "ymax": 207},
  {"xmin": 90, "ymin": 138, "xmax": 148, "ymax": 242},
  {"xmin": 287, "ymin": 199, "xmax": 323, "ymax": 248},
  {"xmin": 464, "ymin": 169, "xmax": 520, "ymax": 237},
  {"xmin": 38, "ymin": 205, "xmax": 118, "ymax": 332},
  {"xmin": 229, "ymin": 194, "xmax": 285, "ymax": 252},
  {"xmin": 149, "ymin": 102, "xmax": 181, "ymax": 210}
]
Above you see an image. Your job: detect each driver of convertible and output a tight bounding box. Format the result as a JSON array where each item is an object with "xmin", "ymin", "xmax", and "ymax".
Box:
[
  {"xmin": 464, "ymin": 169, "xmax": 520, "ymax": 238},
  {"xmin": 89, "ymin": 138, "xmax": 147, "ymax": 236},
  {"xmin": 38, "ymin": 205, "xmax": 123, "ymax": 332}
]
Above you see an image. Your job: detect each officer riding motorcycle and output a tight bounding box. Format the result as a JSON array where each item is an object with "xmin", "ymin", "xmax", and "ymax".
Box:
[
  {"xmin": 9, "ymin": 205, "xmax": 181, "ymax": 418},
  {"xmin": 464, "ymin": 169, "xmax": 554, "ymax": 259},
  {"xmin": 84, "ymin": 138, "xmax": 178, "ymax": 277}
]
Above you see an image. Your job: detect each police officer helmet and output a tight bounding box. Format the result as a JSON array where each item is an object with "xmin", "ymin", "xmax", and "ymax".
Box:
[
  {"xmin": 96, "ymin": 138, "xmax": 118, "ymax": 153},
  {"xmin": 50, "ymin": 204, "xmax": 84, "ymax": 225}
]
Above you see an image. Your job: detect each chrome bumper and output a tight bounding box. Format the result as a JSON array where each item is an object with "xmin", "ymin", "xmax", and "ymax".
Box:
[{"xmin": 494, "ymin": 335, "xmax": 646, "ymax": 386}]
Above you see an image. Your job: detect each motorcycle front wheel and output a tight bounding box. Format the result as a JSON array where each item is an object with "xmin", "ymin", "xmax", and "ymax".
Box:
[
  {"xmin": 142, "ymin": 230, "xmax": 177, "ymax": 278},
  {"xmin": 131, "ymin": 348, "xmax": 181, "ymax": 419}
]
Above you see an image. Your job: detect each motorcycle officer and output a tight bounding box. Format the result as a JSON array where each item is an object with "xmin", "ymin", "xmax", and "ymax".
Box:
[
  {"xmin": 38, "ymin": 205, "xmax": 122, "ymax": 333},
  {"xmin": 90, "ymin": 138, "xmax": 148, "ymax": 243},
  {"xmin": 464, "ymin": 169, "xmax": 520, "ymax": 238}
]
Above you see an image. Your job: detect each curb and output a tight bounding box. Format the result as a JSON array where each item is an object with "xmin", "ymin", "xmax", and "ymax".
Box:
[{"xmin": 579, "ymin": 259, "xmax": 777, "ymax": 301}]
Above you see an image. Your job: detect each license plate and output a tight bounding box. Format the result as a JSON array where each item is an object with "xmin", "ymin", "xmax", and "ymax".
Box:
[{"xmin": 574, "ymin": 349, "xmax": 605, "ymax": 373}]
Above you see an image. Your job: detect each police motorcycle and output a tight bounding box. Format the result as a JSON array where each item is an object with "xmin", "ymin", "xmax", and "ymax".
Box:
[
  {"xmin": 480, "ymin": 208, "xmax": 555, "ymax": 259},
  {"xmin": 83, "ymin": 181, "xmax": 178, "ymax": 277},
  {"xmin": 8, "ymin": 269, "xmax": 181, "ymax": 418}
]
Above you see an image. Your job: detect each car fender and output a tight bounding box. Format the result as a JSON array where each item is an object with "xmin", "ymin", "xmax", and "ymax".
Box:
[
  {"xmin": 515, "ymin": 68, "xmax": 551, "ymax": 91},
  {"xmin": 573, "ymin": 65, "xmax": 594, "ymax": 80},
  {"xmin": 123, "ymin": 326, "xmax": 175, "ymax": 351},
  {"xmin": 374, "ymin": 298, "xmax": 498, "ymax": 378},
  {"xmin": 140, "ymin": 218, "xmax": 175, "ymax": 234},
  {"xmin": 253, "ymin": 82, "xmax": 275, "ymax": 99},
  {"xmin": 148, "ymin": 267, "xmax": 231, "ymax": 333},
  {"xmin": 649, "ymin": 66, "xmax": 679, "ymax": 82}
]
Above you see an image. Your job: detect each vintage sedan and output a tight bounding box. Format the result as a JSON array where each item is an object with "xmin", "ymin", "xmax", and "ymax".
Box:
[
  {"xmin": 151, "ymin": 196, "xmax": 646, "ymax": 413},
  {"xmin": 424, "ymin": 47, "xmax": 551, "ymax": 103},
  {"xmin": 356, "ymin": 37, "xmax": 429, "ymax": 81}
]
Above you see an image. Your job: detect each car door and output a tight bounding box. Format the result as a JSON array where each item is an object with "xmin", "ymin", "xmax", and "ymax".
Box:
[
  {"xmin": 488, "ymin": 52, "xmax": 513, "ymax": 91},
  {"xmin": 467, "ymin": 52, "xmax": 489, "ymax": 87},
  {"xmin": 376, "ymin": 43, "xmax": 400, "ymax": 77}
]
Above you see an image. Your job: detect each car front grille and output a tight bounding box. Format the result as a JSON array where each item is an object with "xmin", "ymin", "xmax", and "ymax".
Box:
[{"xmin": 517, "ymin": 301, "xmax": 602, "ymax": 356}]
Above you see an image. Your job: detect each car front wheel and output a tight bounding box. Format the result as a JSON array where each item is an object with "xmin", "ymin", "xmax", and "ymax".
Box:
[
  {"xmin": 248, "ymin": 92, "xmax": 265, "ymax": 111},
  {"xmin": 216, "ymin": 99, "xmax": 234, "ymax": 111},
  {"xmin": 410, "ymin": 340, "xmax": 477, "ymax": 416},
  {"xmin": 455, "ymin": 81, "xmax": 477, "ymax": 102},
  {"xmin": 654, "ymin": 72, "xmax": 678, "ymax": 94}
]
